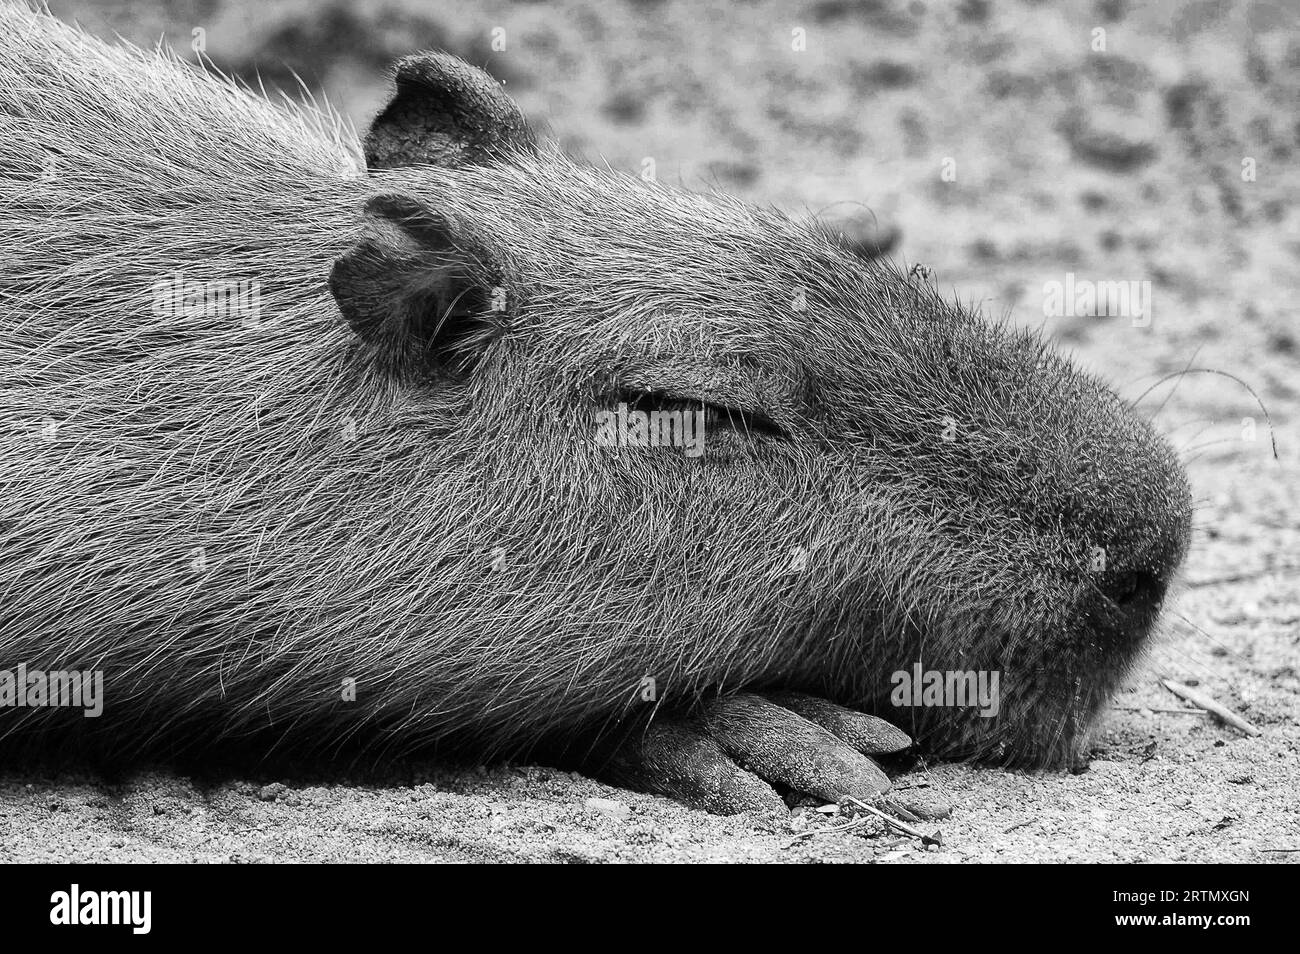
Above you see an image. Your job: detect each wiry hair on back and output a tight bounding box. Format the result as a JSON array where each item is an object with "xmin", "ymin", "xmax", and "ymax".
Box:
[{"xmin": 0, "ymin": 6, "xmax": 399, "ymax": 756}]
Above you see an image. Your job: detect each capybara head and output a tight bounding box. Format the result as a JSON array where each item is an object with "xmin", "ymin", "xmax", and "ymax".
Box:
[
  {"xmin": 0, "ymin": 10, "xmax": 1191, "ymax": 770},
  {"xmin": 328, "ymin": 55, "xmax": 1193, "ymax": 767}
]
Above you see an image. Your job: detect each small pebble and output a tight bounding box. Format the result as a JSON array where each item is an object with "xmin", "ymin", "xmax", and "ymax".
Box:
[{"xmin": 257, "ymin": 782, "xmax": 289, "ymax": 802}]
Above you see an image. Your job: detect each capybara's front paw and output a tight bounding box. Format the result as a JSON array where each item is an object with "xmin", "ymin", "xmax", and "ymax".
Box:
[{"xmin": 606, "ymin": 691, "xmax": 911, "ymax": 815}]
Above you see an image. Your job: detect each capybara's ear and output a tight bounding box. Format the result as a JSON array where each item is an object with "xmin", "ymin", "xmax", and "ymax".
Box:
[
  {"xmin": 364, "ymin": 53, "xmax": 536, "ymax": 170},
  {"xmin": 819, "ymin": 208, "xmax": 901, "ymax": 263},
  {"xmin": 329, "ymin": 193, "xmax": 501, "ymax": 375}
]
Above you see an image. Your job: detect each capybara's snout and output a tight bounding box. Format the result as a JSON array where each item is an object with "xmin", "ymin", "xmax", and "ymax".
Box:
[{"xmin": 782, "ymin": 278, "xmax": 1195, "ymax": 766}]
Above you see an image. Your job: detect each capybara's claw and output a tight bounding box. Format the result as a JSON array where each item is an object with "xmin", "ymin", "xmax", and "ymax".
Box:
[{"xmin": 608, "ymin": 692, "xmax": 912, "ymax": 814}]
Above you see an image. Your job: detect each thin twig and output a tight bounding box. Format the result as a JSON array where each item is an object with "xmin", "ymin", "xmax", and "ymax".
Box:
[
  {"xmin": 783, "ymin": 814, "xmax": 874, "ymax": 849},
  {"xmin": 1161, "ymin": 679, "xmax": 1262, "ymax": 736},
  {"xmin": 843, "ymin": 795, "xmax": 942, "ymax": 846}
]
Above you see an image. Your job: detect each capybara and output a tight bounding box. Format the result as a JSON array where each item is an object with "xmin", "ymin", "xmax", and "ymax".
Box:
[{"xmin": 0, "ymin": 5, "xmax": 1191, "ymax": 813}]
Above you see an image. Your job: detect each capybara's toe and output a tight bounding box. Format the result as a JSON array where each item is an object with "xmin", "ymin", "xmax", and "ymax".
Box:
[
  {"xmin": 605, "ymin": 717, "xmax": 787, "ymax": 816},
  {"xmin": 764, "ymin": 690, "xmax": 913, "ymax": 755},
  {"xmin": 699, "ymin": 693, "xmax": 893, "ymax": 803}
]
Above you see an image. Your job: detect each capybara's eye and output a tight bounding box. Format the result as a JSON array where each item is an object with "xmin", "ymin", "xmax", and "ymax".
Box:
[
  {"xmin": 616, "ymin": 389, "xmax": 790, "ymax": 442},
  {"xmin": 703, "ymin": 402, "xmax": 790, "ymax": 441}
]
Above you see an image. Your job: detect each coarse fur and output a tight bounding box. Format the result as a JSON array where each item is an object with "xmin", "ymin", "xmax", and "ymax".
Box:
[{"xmin": 0, "ymin": 5, "xmax": 1191, "ymax": 772}]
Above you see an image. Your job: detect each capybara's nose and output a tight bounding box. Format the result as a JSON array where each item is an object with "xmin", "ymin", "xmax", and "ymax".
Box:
[
  {"xmin": 1095, "ymin": 472, "xmax": 1189, "ymax": 626},
  {"xmin": 1104, "ymin": 568, "xmax": 1166, "ymax": 612}
]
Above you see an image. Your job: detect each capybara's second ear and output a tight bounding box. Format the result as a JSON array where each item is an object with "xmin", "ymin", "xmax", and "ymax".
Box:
[{"xmin": 364, "ymin": 53, "xmax": 536, "ymax": 171}]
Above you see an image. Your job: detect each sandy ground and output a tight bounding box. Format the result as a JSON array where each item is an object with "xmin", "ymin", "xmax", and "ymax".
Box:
[{"xmin": 2, "ymin": 0, "xmax": 1296, "ymax": 862}]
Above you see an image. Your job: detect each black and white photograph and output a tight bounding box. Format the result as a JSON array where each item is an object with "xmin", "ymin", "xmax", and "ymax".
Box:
[{"xmin": 0, "ymin": 0, "xmax": 1294, "ymax": 898}]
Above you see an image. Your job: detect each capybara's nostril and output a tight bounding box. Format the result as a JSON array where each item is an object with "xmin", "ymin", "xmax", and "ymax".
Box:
[{"xmin": 1107, "ymin": 570, "xmax": 1164, "ymax": 610}]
